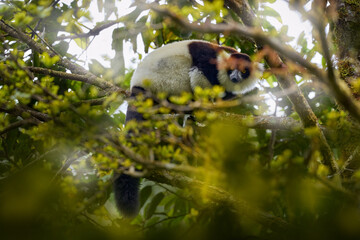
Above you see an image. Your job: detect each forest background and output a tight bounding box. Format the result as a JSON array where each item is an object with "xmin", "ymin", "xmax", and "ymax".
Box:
[{"xmin": 1, "ymin": 0, "xmax": 360, "ymax": 239}]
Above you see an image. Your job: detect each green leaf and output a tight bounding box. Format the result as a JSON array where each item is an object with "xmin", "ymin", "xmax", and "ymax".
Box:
[
  {"xmin": 97, "ymin": 0, "xmax": 103, "ymax": 12},
  {"xmin": 122, "ymin": 7, "xmax": 143, "ymax": 22},
  {"xmin": 89, "ymin": 59, "xmax": 106, "ymax": 76},
  {"xmin": 139, "ymin": 185, "xmax": 152, "ymax": 209},
  {"xmin": 145, "ymin": 192, "xmax": 164, "ymax": 220},
  {"xmin": 265, "ymin": 75, "xmax": 277, "ymax": 88},
  {"xmin": 0, "ymin": 5, "xmax": 15, "ymax": 20},
  {"xmin": 53, "ymin": 41, "xmax": 69, "ymax": 56},
  {"xmin": 32, "ymin": 52, "xmax": 40, "ymax": 67},
  {"xmin": 13, "ymin": 11, "xmax": 33, "ymax": 27},
  {"xmin": 279, "ymin": 25, "xmax": 288, "ymax": 35},
  {"xmin": 112, "ymin": 28, "xmax": 125, "ymax": 51},
  {"xmin": 141, "ymin": 30, "xmax": 152, "ymax": 54},
  {"xmin": 261, "ymin": 18, "xmax": 276, "ymax": 32},
  {"xmin": 104, "ymin": 0, "xmax": 116, "ymax": 19},
  {"xmin": 40, "ymin": 52, "xmax": 60, "ymax": 67},
  {"xmin": 162, "ymin": 194, "xmax": 176, "ymax": 212},
  {"xmin": 74, "ymin": 37, "xmax": 88, "ymax": 50},
  {"xmin": 262, "ymin": 6, "xmax": 282, "ymax": 23},
  {"xmin": 322, "ymin": 56, "xmax": 327, "ymax": 69},
  {"xmin": 297, "ymin": 31, "xmax": 306, "ymax": 46},
  {"xmin": 173, "ymin": 197, "xmax": 188, "ymax": 215}
]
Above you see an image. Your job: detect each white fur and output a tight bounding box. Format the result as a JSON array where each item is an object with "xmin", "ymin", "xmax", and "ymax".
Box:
[
  {"xmin": 131, "ymin": 40, "xmax": 209, "ymax": 95},
  {"xmin": 189, "ymin": 67, "xmax": 212, "ymax": 90}
]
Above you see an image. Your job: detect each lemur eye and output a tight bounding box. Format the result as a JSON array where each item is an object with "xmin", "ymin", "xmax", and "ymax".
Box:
[{"xmin": 240, "ymin": 67, "xmax": 250, "ymax": 79}]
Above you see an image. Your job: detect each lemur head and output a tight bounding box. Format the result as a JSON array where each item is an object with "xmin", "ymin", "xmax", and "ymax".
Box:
[{"xmin": 217, "ymin": 51, "xmax": 262, "ymax": 94}]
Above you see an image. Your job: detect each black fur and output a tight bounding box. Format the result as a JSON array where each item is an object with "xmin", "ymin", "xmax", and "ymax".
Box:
[
  {"xmin": 125, "ymin": 86, "xmax": 146, "ymax": 122},
  {"xmin": 188, "ymin": 41, "xmax": 221, "ymax": 86},
  {"xmin": 230, "ymin": 52, "xmax": 251, "ymax": 62},
  {"xmin": 113, "ymin": 174, "xmax": 140, "ymax": 217}
]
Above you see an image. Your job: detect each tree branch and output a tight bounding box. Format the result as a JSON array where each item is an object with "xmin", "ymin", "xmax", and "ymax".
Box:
[
  {"xmin": 57, "ymin": 19, "xmax": 122, "ymax": 40},
  {"xmin": 224, "ymin": 0, "xmax": 256, "ymax": 27},
  {"xmin": 0, "ymin": 118, "xmax": 39, "ymax": 135},
  {"xmin": 104, "ymin": 137, "xmax": 203, "ymax": 175},
  {"xmin": 219, "ymin": 112, "xmax": 302, "ymax": 131},
  {"xmin": 0, "ymin": 104, "xmax": 52, "ymax": 122},
  {"xmin": 317, "ymin": 16, "xmax": 360, "ymax": 122},
  {"xmin": 27, "ymin": 66, "xmax": 115, "ymax": 90}
]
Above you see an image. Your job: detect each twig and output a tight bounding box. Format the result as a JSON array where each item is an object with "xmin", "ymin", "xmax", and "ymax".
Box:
[
  {"xmin": 105, "ymin": 137, "xmax": 203, "ymax": 174},
  {"xmin": 142, "ymin": 214, "xmax": 187, "ymax": 230},
  {"xmin": 0, "ymin": 118, "xmax": 40, "ymax": 136},
  {"xmin": 314, "ymin": 174, "xmax": 356, "ymax": 201},
  {"xmin": 268, "ymin": 98, "xmax": 278, "ymax": 166},
  {"xmin": 157, "ymin": 183, "xmax": 195, "ymax": 202},
  {"xmin": 57, "ymin": 19, "xmax": 123, "ymax": 40},
  {"xmin": 340, "ymin": 146, "xmax": 360, "ymax": 174},
  {"xmin": 27, "ymin": 25, "xmax": 59, "ymax": 56},
  {"xmin": 27, "ymin": 66, "xmax": 113, "ymax": 90},
  {"xmin": 50, "ymin": 151, "xmax": 86, "ymax": 184}
]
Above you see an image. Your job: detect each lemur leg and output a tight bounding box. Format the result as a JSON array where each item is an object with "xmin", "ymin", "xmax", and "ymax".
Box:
[
  {"xmin": 189, "ymin": 67, "xmax": 235, "ymax": 100},
  {"xmin": 189, "ymin": 67, "xmax": 212, "ymax": 92}
]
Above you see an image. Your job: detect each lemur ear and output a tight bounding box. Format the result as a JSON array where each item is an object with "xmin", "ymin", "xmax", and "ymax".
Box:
[{"xmin": 216, "ymin": 50, "xmax": 232, "ymax": 70}]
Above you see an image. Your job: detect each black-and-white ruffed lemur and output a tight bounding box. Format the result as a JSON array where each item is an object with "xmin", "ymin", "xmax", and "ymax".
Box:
[{"xmin": 114, "ymin": 40, "xmax": 262, "ymax": 217}]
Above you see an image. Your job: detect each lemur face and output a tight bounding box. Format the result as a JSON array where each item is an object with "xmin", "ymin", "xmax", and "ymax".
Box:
[
  {"xmin": 217, "ymin": 52, "xmax": 258, "ymax": 94},
  {"xmin": 227, "ymin": 53, "xmax": 252, "ymax": 84}
]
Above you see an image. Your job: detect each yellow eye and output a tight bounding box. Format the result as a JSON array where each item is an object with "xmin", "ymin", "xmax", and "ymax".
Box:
[{"xmin": 241, "ymin": 70, "xmax": 246, "ymax": 73}]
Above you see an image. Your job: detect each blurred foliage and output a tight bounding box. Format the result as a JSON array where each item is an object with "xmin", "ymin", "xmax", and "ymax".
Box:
[{"xmin": 1, "ymin": 0, "xmax": 360, "ymax": 240}]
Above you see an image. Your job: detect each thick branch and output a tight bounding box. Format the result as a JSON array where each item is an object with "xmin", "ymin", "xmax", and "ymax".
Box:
[
  {"xmin": 224, "ymin": 0, "xmax": 256, "ymax": 26},
  {"xmin": 220, "ymin": 113, "xmax": 302, "ymax": 131},
  {"xmin": 317, "ymin": 19, "xmax": 360, "ymax": 123}
]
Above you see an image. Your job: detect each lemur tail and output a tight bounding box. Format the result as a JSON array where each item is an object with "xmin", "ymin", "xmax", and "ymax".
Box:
[
  {"xmin": 113, "ymin": 174, "xmax": 140, "ymax": 217},
  {"xmin": 114, "ymin": 93, "xmax": 145, "ymax": 217}
]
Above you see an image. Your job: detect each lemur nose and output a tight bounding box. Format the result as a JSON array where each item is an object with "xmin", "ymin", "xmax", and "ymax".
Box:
[{"xmin": 231, "ymin": 77, "xmax": 239, "ymax": 83}]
